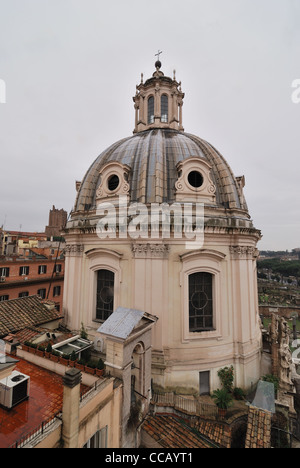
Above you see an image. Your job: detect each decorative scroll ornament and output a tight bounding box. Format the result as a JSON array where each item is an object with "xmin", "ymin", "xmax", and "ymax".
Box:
[
  {"xmin": 175, "ymin": 157, "xmax": 216, "ymax": 204},
  {"xmin": 229, "ymin": 245, "xmax": 259, "ymax": 259},
  {"xmin": 65, "ymin": 244, "xmax": 84, "ymax": 256},
  {"xmin": 96, "ymin": 161, "xmax": 131, "ymax": 202},
  {"xmin": 132, "ymin": 243, "xmax": 170, "ymax": 259}
]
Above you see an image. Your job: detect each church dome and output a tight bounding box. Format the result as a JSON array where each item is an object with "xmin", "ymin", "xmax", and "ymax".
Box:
[
  {"xmin": 74, "ymin": 128, "xmax": 248, "ymax": 215},
  {"xmin": 70, "ymin": 59, "xmax": 254, "ymax": 233},
  {"xmin": 63, "ymin": 59, "xmax": 262, "ymax": 395}
]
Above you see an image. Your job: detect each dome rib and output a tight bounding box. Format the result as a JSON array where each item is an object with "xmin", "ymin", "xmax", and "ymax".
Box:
[{"xmin": 73, "ymin": 129, "xmax": 248, "ymax": 215}]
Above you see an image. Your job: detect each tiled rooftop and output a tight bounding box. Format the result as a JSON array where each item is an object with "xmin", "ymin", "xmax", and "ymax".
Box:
[
  {"xmin": 4, "ymin": 326, "xmax": 46, "ymax": 345},
  {"xmin": 0, "ymin": 356, "xmax": 89, "ymax": 448},
  {"xmin": 193, "ymin": 419, "xmax": 231, "ymax": 448},
  {"xmin": 245, "ymin": 406, "xmax": 272, "ymax": 449},
  {"xmin": 0, "ymin": 295, "xmax": 62, "ymax": 338},
  {"xmin": 142, "ymin": 414, "xmax": 217, "ymax": 448}
]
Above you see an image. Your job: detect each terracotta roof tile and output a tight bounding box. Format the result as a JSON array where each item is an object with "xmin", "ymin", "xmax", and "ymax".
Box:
[
  {"xmin": 245, "ymin": 406, "xmax": 272, "ymax": 449},
  {"xmin": 3, "ymin": 327, "xmax": 45, "ymax": 344},
  {"xmin": 143, "ymin": 415, "xmax": 216, "ymax": 448},
  {"xmin": 0, "ymin": 295, "xmax": 62, "ymax": 338},
  {"xmin": 194, "ymin": 420, "xmax": 231, "ymax": 448}
]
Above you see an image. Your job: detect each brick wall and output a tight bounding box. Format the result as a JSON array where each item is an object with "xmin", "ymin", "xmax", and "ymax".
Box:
[{"xmin": 0, "ymin": 259, "xmax": 64, "ymax": 311}]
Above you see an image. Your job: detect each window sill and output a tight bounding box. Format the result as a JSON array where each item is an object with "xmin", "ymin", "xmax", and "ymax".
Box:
[{"xmin": 183, "ymin": 329, "xmax": 222, "ymax": 342}]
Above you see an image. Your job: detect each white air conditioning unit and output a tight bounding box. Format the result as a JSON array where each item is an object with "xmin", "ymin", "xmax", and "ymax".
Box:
[
  {"xmin": 0, "ymin": 277, "xmax": 5, "ymax": 283},
  {"xmin": 0, "ymin": 371, "xmax": 30, "ymax": 409}
]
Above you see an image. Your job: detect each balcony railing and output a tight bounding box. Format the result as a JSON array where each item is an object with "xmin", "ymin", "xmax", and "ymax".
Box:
[{"xmin": 151, "ymin": 391, "xmax": 218, "ymax": 419}]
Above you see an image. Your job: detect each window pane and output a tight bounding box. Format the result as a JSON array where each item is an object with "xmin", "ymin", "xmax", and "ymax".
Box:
[
  {"xmin": 189, "ymin": 272, "xmax": 213, "ymax": 332},
  {"xmin": 148, "ymin": 96, "xmax": 154, "ymax": 124},
  {"xmin": 96, "ymin": 270, "xmax": 114, "ymax": 321},
  {"xmin": 19, "ymin": 266, "xmax": 29, "ymax": 276},
  {"xmin": 100, "ymin": 426, "xmax": 108, "ymax": 448},
  {"xmin": 38, "ymin": 289, "xmax": 46, "ymax": 299},
  {"xmin": 19, "ymin": 292, "xmax": 29, "ymax": 298},
  {"xmin": 53, "ymin": 286, "xmax": 61, "ymax": 297},
  {"xmin": 161, "ymin": 95, "xmax": 168, "ymax": 123},
  {"xmin": 83, "ymin": 427, "xmax": 107, "ymax": 449},
  {"xmin": 0, "ymin": 268, "xmax": 9, "ymax": 277},
  {"xmin": 0, "ymin": 295, "xmax": 9, "ymax": 302}
]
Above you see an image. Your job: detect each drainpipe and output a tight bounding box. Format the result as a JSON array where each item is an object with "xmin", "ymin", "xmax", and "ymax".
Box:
[{"xmin": 62, "ymin": 368, "xmax": 82, "ymax": 448}]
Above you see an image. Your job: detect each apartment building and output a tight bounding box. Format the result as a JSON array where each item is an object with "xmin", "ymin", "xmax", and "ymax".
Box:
[{"xmin": 0, "ymin": 257, "xmax": 64, "ymax": 311}]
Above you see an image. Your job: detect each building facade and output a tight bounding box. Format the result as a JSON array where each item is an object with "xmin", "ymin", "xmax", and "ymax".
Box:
[
  {"xmin": 63, "ymin": 60, "xmax": 262, "ymax": 394},
  {"xmin": 0, "ymin": 230, "xmax": 47, "ymax": 256},
  {"xmin": 0, "ymin": 258, "xmax": 64, "ymax": 311}
]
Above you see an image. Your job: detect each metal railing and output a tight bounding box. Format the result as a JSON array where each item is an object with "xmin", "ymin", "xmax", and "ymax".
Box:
[
  {"xmin": 9, "ymin": 412, "xmax": 62, "ymax": 449},
  {"xmin": 151, "ymin": 391, "xmax": 218, "ymax": 419},
  {"xmin": 80, "ymin": 378, "xmax": 106, "ymax": 402}
]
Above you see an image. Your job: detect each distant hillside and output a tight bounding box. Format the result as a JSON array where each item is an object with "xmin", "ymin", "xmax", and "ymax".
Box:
[
  {"xmin": 257, "ymin": 250, "xmax": 300, "ymax": 309},
  {"xmin": 258, "ymin": 258, "xmax": 300, "ymax": 281}
]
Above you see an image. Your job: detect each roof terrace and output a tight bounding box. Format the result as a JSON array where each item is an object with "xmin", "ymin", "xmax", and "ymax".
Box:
[{"xmin": 0, "ymin": 356, "xmax": 89, "ymax": 448}]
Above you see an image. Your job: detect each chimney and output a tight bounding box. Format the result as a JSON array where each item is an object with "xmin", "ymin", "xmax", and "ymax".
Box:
[{"xmin": 62, "ymin": 368, "xmax": 81, "ymax": 448}]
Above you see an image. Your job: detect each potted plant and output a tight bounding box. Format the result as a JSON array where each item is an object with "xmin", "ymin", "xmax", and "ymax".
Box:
[
  {"xmin": 85, "ymin": 359, "xmax": 97, "ymax": 375},
  {"xmin": 22, "ymin": 341, "xmax": 31, "ymax": 352},
  {"xmin": 212, "ymin": 388, "xmax": 233, "ymax": 419},
  {"xmin": 28, "ymin": 343, "xmax": 37, "ymax": 355},
  {"xmin": 217, "ymin": 366, "xmax": 234, "ymax": 393},
  {"xmin": 75, "ymin": 358, "xmax": 86, "ymax": 371},
  {"xmin": 60, "ymin": 354, "xmax": 70, "ymax": 367},
  {"xmin": 69, "ymin": 351, "xmax": 77, "ymax": 367},
  {"xmin": 233, "ymin": 387, "xmax": 246, "ymax": 401},
  {"xmin": 80, "ymin": 322, "xmax": 88, "ymax": 340},
  {"xmin": 36, "ymin": 345, "xmax": 45, "ymax": 357},
  {"xmin": 96, "ymin": 358, "xmax": 105, "ymax": 377},
  {"xmin": 50, "ymin": 349, "xmax": 60, "ymax": 363},
  {"xmin": 45, "ymin": 343, "xmax": 52, "ymax": 358}
]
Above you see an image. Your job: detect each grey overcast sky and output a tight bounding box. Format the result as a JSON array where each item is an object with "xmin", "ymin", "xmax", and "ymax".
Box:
[{"xmin": 0, "ymin": 0, "xmax": 299, "ymax": 251}]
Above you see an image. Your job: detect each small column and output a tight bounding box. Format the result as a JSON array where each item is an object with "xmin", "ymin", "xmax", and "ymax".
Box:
[
  {"xmin": 134, "ymin": 102, "xmax": 139, "ymax": 133},
  {"xmin": 154, "ymin": 86, "xmax": 161, "ymax": 124},
  {"xmin": 139, "ymin": 94, "xmax": 145, "ymax": 124},
  {"xmin": 179, "ymin": 102, "xmax": 184, "ymax": 131},
  {"xmin": 62, "ymin": 368, "xmax": 82, "ymax": 449}
]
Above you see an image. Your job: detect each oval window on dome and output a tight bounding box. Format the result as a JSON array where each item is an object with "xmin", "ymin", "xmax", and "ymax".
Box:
[
  {"xmin": 107, "ymin": 174, "xmax": 120, "ymax": 191},
  {"xmin": 187, "ymin": 170, "xmax": 204, "ymax": 188}
]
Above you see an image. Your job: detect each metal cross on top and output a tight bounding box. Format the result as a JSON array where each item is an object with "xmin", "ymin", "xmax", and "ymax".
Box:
[{"xmin": 155, "ymin": 50, "xmax": 163, "ymax": 61}]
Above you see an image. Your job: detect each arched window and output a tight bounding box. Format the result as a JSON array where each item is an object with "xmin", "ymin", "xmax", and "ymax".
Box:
[
  {"xmin": 161, "ymin": 95, "xmax": 168, "ymax": 123},
  {"xmin": 96, "ymin": 269, "xmax": 115, "ymax": 321},
  {"xmin": 189, "ymin": 272, "xmax": 213, "ymax": 332},
  {"xmin": 148, "ymin": 96, "xmax": 154, "ymax": 124}
]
